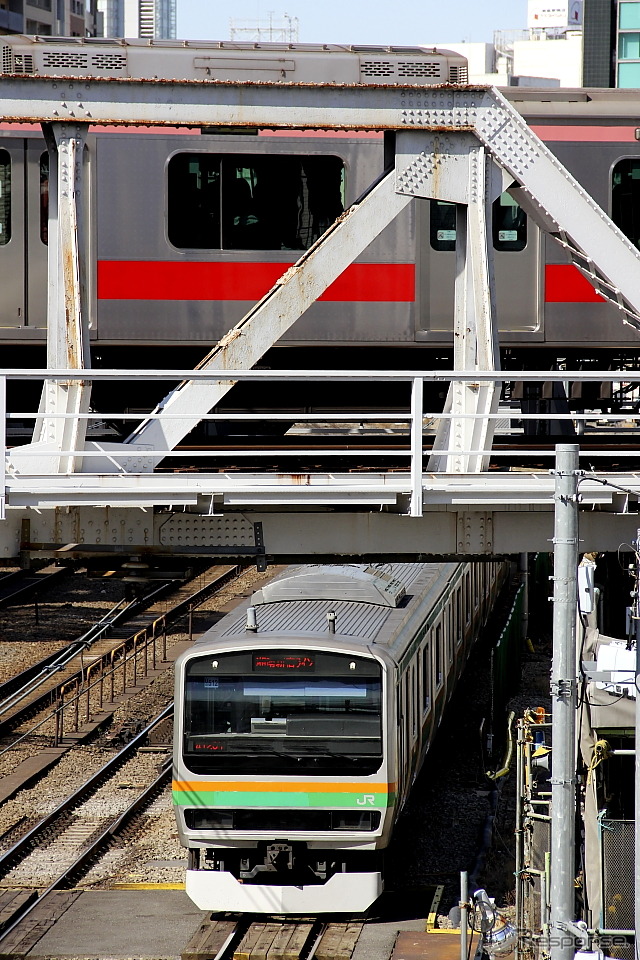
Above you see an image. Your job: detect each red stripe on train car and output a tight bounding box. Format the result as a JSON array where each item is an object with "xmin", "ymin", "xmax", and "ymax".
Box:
[
  {"xmin": 97, "ymin": 261, "xmax": 415, "ymax": 302},
  {"xmin": 532, "ymin": 124, "xmax": 638, "ymax": 142},
  {"xmin": 545, "ymin": 264, "xmax": 605, "ymax": 303}
]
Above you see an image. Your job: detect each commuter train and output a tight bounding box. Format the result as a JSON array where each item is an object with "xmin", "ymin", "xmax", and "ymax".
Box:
[
  {"xmin": 172, "ymin": 560, "xmax": 508, "ymax": 914},
  {"xmin": 1, "ymin": 38, "xmax": 640, "ymax": 417}
]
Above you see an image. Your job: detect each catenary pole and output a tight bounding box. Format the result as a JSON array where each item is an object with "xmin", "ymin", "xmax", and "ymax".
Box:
[{"xmin": 549, "ymin": 444, "xmax": 580, "ymax": 960}]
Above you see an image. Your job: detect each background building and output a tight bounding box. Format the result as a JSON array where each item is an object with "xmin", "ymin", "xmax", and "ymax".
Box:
[
  {"xmin": 583, "ymin": 0, "xmax": 640, "ymax": 87},
  {"xmin": 0, "ymin": 0, "xmax": 99, "ymax": 36},
  {"xmin": 97, "ymin": 0, "xmax": 176, "ymax": 39},
  {"xmin": 439, "ymin": 0, "xmax": 583, "ymax": 88}
]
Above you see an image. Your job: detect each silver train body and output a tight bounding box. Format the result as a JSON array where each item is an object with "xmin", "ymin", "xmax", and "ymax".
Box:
[
  {"xmin": 172, "ymin": 560, "xmax": 507, "ymax": 914},
  {"xmin": 0, "ymin": 41, "xmax": 640, "ymax": 380}
]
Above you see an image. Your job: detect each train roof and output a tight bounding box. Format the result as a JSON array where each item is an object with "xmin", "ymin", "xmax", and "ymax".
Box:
[
  {"xmin": 0, "ymin": 36, "xmax": 469, "ymax": 85},
  {"xmin": 211, "ymin": 562, "xmax": 459, "ymax": 651},
  {"xmin": 250, "ymin": 564, "xmax": 419, "ymax": 608},
  {"xmin": 503, "ymin": 86, "xmax": 640, "ymax": 120}
]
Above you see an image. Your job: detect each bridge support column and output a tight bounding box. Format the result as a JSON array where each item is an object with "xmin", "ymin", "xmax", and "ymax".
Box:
[{"xmin": 32, "ymin": 122, "xmax": 91, "ymax": 473}]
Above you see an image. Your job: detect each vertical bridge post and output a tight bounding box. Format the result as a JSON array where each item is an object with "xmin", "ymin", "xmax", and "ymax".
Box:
[{"xmin": 33, "ymin": 122, "xmax": 91, "ymax": 473}]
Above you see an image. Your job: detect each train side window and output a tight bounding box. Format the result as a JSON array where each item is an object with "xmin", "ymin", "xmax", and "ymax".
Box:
[
  {"xmin": 612, "ymin": 159, "xmax": 640, "ymax": 249},
  {"xmin": 0, "ymin": 150, "xmax": 10, "ymax": 246},
  {"xmin": 435, "ymin": 623, "xmax": 443, "ymax": 687},
  {"xmin": 422, "ymin": 642, "xmax": 431, "ymax": 712},
  {"xmin": 40, "ymin": 152, "xmax": 49, "ymax": 245},
  {"xmin": 429, "ymin": 199, "xmax": 456, "ymax": 251},
  {"xmin": 168, "ymin": 152, "xmax": 345, "ymax": 251},
  {"xmin": 492, "ymin": 192, "xmax": 527, "ymax": 251},
  {"xmin": 465, "ymin": 570, "xmax": 471, "ymax": 625},
  {"xmin": 456, "ymin": 588, "xmax": 463, "ymax": 645},
  {"xmin": 410, "ymin": 665, "xmax": 417, "ymax": 737}
]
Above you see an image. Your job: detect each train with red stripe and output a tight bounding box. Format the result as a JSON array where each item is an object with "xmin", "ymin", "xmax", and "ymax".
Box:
[{"xmin": 1, "ymin": 39, "xmax": 639, "ymax": 420}]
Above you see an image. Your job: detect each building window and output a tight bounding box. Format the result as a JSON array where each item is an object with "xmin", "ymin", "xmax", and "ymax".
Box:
[
  {"xmin": 618, "ymin": 2, "xmax": 640, "ymax": 86},
  {"xmin": 26, "ymin": 0, "xmax": 52, "ymax": 9},
  {"xmin": 25, "ymin": 19, "xmax": 52, "ymax": 33},
  {"xmin": 168, "ymin": 153, "xmax": 345, "ymax": 251},
  {"xmin": 0, "ymin": 150, "xmax": 10, "ymax": 246},
  {"xmin": 612, "ymin": 158, "xmax": 640, "ymax": 249},
  {"xmin": 620, "ymin": 1, "xmax": 640, "ymax": 29}
]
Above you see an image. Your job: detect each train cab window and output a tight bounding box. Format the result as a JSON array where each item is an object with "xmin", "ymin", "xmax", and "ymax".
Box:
[
  {"xmin": 0, "ymin": 150, "xmax": 10, "ymax": 246},
  {"xmin": 612, "ymin": 159, "xmax": 640, "ymax": 249},
  {"xmin": 429, "ymin": 199, "xmax": 456, "ymax": 251},
  {"xmin": 168, "ymin": 153, "xmax": 345, "ymax": 251},
  {"xmin": 40, "ymin": 153, "xmax": 49, "ymax": 245},
  {"xmin": 183, "ymin": 649, "xmax": 382, "ymax": 776},
  {"xmin": 492, "ymin": 192, "xmax": 527, "ymax": 251}
]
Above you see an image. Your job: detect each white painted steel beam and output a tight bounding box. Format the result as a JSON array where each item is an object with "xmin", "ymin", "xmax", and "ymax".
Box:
[
  {"xmin": 16, "ymin": 123, "xmax": 91, "ymax": 474},
  {"xmin": 0, "ymin": 498, "xmax": 639, "ymax": 559}
]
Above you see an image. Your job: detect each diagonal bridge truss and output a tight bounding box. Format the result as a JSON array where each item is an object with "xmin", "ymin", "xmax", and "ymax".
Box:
[{"xmin": 1, "ymin": 76, "xmax": 640, "ymax": 558}]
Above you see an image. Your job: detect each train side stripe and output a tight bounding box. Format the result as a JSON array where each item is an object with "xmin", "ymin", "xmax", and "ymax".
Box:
[
  {"xmin": 172, "ymin": 780, "xmax": 394, "ymax": 793},
  {"xmin": 532, "ymin": 124, "xmax": 638, "ymax": 142},
  {"xmin": 544, "ymin": 264, "xmax": 605, "ymax": 303},
  {"xmin": 96, "ymin": 261, "xmax": 415, "ymax": 302},
  {"xmin": 173, "ymin": 788, "xmax": 396, "ymax": 809}
]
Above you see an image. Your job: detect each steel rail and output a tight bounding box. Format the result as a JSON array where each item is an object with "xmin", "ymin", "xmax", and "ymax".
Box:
[
  {"xmin": 0, "ymin": 564, "xmax": 239, "ymax": 741},
  {"xmin": 0, "ymin": 705, "xmax": 174, "ymax": 945},
  {"xmin": 0, "ymin": 703, "xmax": 173, "ymax": 882}
]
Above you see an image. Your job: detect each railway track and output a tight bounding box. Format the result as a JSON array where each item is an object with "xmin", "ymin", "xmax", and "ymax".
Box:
[
  {"xmin": 0, "ymin": 563, "xmax": 240, "ymax": 740},
  {"xmin": 0, "ymin": 565, "xmax": 70, "ymax": 610},
  {"xmin": 183, "ymin": 917, "xmax": 363, "ymax": 960},
  {"xmin": 0, "ymin": 707, "xmax": 173, "ymax": 952}
]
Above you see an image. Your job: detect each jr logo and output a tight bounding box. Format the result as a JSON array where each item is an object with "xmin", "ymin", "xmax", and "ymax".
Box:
[{"xmin": 356, "ymin": 795, "xmax": 375, "ymax": 806}]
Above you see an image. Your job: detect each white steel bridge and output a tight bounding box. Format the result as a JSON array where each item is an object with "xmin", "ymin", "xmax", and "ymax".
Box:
[{"xmin": 1, "ymin": 72, "xmax": 640, "ymax": 559}]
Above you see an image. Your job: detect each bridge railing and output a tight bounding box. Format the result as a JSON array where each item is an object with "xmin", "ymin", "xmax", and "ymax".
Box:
[{"xmin": 1, "ymin": 368, "xmax": 639, "ymax": 518}]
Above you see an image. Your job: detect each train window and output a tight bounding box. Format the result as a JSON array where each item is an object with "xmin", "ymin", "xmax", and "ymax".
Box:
[
  {"xmin": 422, "ymin": 643, "xmax": 431, "ymax": 712},
  {"xmin": 410, "ymin": 665, "xmax": 417, "ymax": 737},
  {"xmin": 430, "ymin": 199, "xmax": 456, "ymax": 251},
  {"xmin": 168, "ymin": 153, "xmax": 345, "ymax": 251},
  {"xmin": 612, "ymin": 159, "xmax": 640, "ymax": 248},
  {"xmin": 493, "ymin": 192, "xmax": 527, "ymax": 252},
  {"xmin": 183, "ymin": 649, "xmax": 382, "ymax": 775},
  {"xmin": 430, "ymin": 195, "xmax": 526, "ymax": 252},
  {"xmin": 435, "ymin": 623, "xmax": 443, "ymax": 687},
  {"xmin": 0, "ymin": 150, "xmax": 10, "ymax": 246},
  {"xmin": 456, "ymin": 588, "xmax": 463, "ymax": 646},
  {"xmin": 40, "ymin": 153, "xmax": 49, "ymax": 245},
  {"xmin": 465, "ymin": 571, "xmax": 471, "ymax": 624}
]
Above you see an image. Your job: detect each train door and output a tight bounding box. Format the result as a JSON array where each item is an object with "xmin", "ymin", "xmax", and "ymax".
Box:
[
  {"xmin": 416, "ymin": 195, "xmax": 542, "ymax": 342},
  {"xmin": 0, "ymin": 140, "xmax": 25, "ymax": 332},
  {"xmin": 25, "ymin": 141, "xmax": 49, "ymax": 330}
]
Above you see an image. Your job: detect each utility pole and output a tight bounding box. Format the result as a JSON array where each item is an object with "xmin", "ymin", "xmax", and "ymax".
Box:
[
  {"xmin": 549, "ymin": 444, "xmax": 580, "ymax": 960},
  {"xmin": 635, "ymin": 527, "xmax": 640, "ymax": 960}
]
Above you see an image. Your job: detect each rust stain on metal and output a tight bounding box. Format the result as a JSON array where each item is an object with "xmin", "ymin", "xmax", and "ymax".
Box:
[
  {"xmin": 279, "ymin": 474, "xmax": 312, "ymax": 485},
  {"xmin": 3, "ymin": 74, "xmax": 488, "ymax": 90},
  {"xmin": 216, "ymin": 328, "xmax": 242, "ymax": 350}
]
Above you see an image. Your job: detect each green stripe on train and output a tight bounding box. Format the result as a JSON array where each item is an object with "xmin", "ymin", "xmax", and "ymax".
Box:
[{"xmin": 173, "ymin": 789, "xmax": 394, "ymax": 808}]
